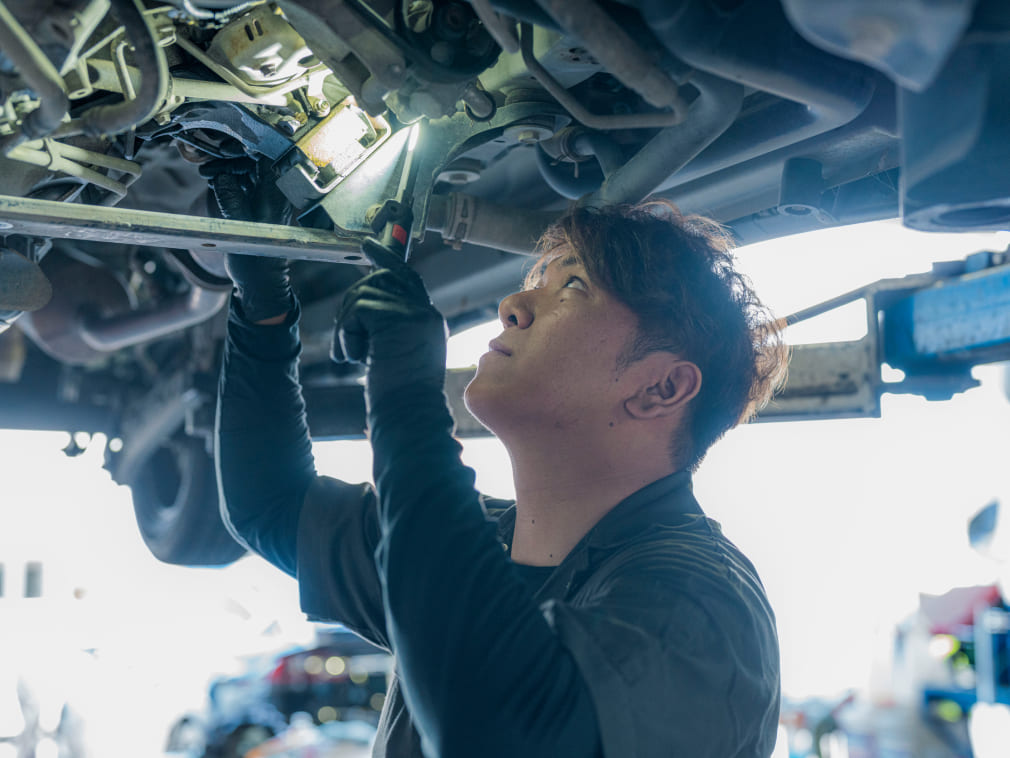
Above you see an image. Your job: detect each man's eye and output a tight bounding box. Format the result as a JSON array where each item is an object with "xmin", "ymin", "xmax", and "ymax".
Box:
[{"xmin": 563, "ymin": 276, "xmax": 588, "ymax": 291}]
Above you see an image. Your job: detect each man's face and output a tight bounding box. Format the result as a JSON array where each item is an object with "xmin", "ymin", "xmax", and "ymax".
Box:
[{"xmin": 464, "ymin": 248, "xmax": 643, "ymax": 436}]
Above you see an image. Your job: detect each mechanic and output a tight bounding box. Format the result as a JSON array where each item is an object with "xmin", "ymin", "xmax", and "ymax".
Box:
[{"xmin": 210, "ymin": 157, "xmax": 785, "ymax": 758}]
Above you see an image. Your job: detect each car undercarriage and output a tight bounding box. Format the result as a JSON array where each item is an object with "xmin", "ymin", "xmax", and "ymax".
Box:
[{"xmin": 0, "ymin": 0, "xmax": 1008, "ymax": 565}]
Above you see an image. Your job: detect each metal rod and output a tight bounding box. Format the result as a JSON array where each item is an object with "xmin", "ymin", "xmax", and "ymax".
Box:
[
  {"xmin": 86, "ymin": 58, "xmax": 289, "ymax": 106},
  {"xmin": 0, "ymin": 195, "xmax": 367, "ymax": 262},
  {"xmin": 584, "ymin": 71, "xmax": 744, "ymax": 205},
  {"xmin": 79, "ymin": 286, "xmax": 228, "ymax": 351}
]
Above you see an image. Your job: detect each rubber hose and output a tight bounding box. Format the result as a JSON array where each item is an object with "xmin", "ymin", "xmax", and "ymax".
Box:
[{"xmin": 0, "ymin": 0, "xmax": 69, "ymax": 142}]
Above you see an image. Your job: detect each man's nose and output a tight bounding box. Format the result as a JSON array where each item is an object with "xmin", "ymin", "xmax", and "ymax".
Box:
[{"xmin": 498, "ymin": 290, "xmax": 533, "ymax": 329}]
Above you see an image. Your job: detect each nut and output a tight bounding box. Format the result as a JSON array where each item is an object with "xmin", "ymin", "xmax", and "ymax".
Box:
[{"xmin": 309, "ymin": 98, "xmax": 331, "ymax": 117}]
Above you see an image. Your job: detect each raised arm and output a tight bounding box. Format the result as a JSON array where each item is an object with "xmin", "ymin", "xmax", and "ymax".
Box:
[
  {"xmin": 206, "ymin": 155, "xmax": 313, "ymax": 576},
  {"xmin": 210, "ymin": 157, "xmax": 390, "ymax": 650},
  {"xmin": 334, "ymin": 259, "xmax": 603, "ymax": 757}
]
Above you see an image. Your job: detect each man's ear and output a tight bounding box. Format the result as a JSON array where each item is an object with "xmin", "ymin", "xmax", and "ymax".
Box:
[{"xmin": 624, "ymin": 357, "xmax": 702, "ymax": 420}]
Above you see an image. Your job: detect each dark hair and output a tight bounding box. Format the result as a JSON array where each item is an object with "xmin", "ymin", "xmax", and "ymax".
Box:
[{"xmin": 527, "ymin": 200, "xmax": 787, "ymax": 471}]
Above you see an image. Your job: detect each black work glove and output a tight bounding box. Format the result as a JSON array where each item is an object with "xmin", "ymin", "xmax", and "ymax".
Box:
[
  {"xmin": 201, "ymin": 155, "xmax": 295, "ymax": 323},
  {"xmin": 333, "ymin": 240, "xmax": 448, "ymax": 402}
]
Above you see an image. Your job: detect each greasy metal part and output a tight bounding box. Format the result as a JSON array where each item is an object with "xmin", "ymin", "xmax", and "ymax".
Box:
[
  {"xmin": 534, "ymin": 144, "xmax": 603, "ymax": 198},
  {"xmin": 533, "ymin": 127, "xmax": 624, "ymax": 198},
  {"xmin": 638, "ymin": 0, "xmax": 874, "ymax": 119},
  {"xmin": 278, "ymin": 0, "xmax": 496, "ymax": 121},
  {"xmin": 782, "ymin": 0, "xmax": 975, "ymax": 92},
  {"xmin": 86, "ymin": 58, "xmax": 290, "ymax": 106},
  {"xmin": 7, "ymin": 139, "xmax": 142, "ymax": 201},
  {"xmin": 207, "ymin": 3, "xmax": 313, "ymax": 85},
  {"xmin": 778, "ymin": 157, "xmax": 831, "ymax": 221},
  {"xmin": 0, "ymin": 245, "xmax": 52, "ymax": 333},
  {"xmin": 630, "ymin": 0, "xmax": 876, "ymax": 196},
  {"xmin": 296, "ymin": 100, "xmax": 387, "ymax": 170},
  {"xmin": 460, "ymin": 82, "xmax": 495, "ymax": 119},
  {"xmin": 569, "ymin": 130, "xmax": 622, "ymax": 176},
  {"xmin": 173, "ymin": 0, "xmax": 264, "ymax": 21},
  {"xmin": 0, "ymin": 195, "xmax": 367, "ymax": 262},
  {"xmin": 758, "ymin": 340, "xmax": 881, "ymax": 421},
  {"xmin": 0, "ymin": 247, "xmax": 52, "ymax": 311},
  {"xmin": 72, "ymin": 0, "xmax": 170, "ymax": 136},
  {"xmin": 276, "ymin": 0, "xmax": 408, "ymax": 116},
  {"xmin": 404, "ymin": 97, "xmax": 569, "ymax": 243},
  {"xmin": 173, "ymin": 35, "xmax": 329, "ymax": 99},
  {"xmin": 300, "ymin": 123, "xmax": 419, "ymax": 235},
  {"xmin": 17, "ymin": 247, "xmax": 135, "ymax": 364},
  {"xmin": 0, "ymin": 0, "xmax": 70, "ymax": 150},
  {"xmin": 425, "ymin": 193, "xmax": 557, "ymax": 254},
  {"xmin": 533, "ymin": 0, "xmax": 685, "ymax": 113},
  {"xmin": 275, "ymin": 99, "xmax": 392, "ymax": 207},
  {"xmin": 584, "ymin": 71, "xmax": 743, "ymax": 206},
  {"xmin": 79, "ymin": 285, "xmax": 228, "ymax": 351},
  {"xmin": 57, "ymin": 0, "xmax": 114, "ymax": 77},
  {"xmin": 519, "ymin": 24, "xmax": 682, "ymax": 130},
  {"xmin": 899, "ymin": 37, "xmax": 1010, "ymax": 232},
  {"xmin": 469, "ymin": 0, "xmax": 519, "ymax": 53}
]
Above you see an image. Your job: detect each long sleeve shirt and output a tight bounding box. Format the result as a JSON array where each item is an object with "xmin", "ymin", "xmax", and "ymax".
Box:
[{"xmin": 217, "ymin": 300, "xmax": 781, "ymax": 757}]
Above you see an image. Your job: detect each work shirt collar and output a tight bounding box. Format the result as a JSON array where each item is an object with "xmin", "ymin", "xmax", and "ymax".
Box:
[{"xmin": 495, "ymin": 469, "xmax": 702, "ymax": 598}]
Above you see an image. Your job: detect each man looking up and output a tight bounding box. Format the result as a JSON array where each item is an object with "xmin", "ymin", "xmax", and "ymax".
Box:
[{"xmin": 211, "ymin": 158, "xmax": 787, "ymax": 757}]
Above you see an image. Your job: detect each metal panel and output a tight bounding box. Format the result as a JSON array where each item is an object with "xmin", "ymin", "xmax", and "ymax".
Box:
[{"xmin": 757, "ymin": 340, "xmax": 881, "ymax": 421}]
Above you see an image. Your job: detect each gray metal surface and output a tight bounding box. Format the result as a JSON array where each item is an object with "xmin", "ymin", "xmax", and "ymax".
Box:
[
  {"xmin": 0, "ymin": 195, "xmax": 366, "ymax": 263},
  {"xmin": 758, "ymin": 340, "xmax": 881, "ymax": 421}
]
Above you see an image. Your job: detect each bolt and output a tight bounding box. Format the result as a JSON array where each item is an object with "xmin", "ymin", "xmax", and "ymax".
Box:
[
  {"xmin": 309, "ymin": 98, "xmax": 331, "ymax": 117},
  {"xmin": 153, "ymin": 111, "xmax": 171, "ymax": 125},
  {"xmin": 516, "ymin": 129, "xmax": 540, "ymax": 145}
]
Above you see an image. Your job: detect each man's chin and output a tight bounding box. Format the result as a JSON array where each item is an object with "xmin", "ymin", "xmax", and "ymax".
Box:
[{"xmin": 463, "ymin": 376, "xmax": 504, "ymax": 433}]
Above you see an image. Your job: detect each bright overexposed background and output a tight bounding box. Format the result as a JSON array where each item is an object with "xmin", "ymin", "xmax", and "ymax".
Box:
[{"xmin": 3, "ymin": 219, "xmax": 1010, "ymax": 755}]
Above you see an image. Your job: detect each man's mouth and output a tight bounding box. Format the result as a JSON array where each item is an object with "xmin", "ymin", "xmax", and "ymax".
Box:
[{"xmin": 488, "ymin": 339, "xmax": 512, "ymax": 356}]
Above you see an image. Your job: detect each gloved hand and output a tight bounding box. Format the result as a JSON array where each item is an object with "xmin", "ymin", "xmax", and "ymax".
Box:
[
  {"xmin": 201, "ymin": 154, "xmax": 295, "ymax": 323},
  {"xmin": 333, "ymin": 240, "xmax": 448, "ymax": 401}
]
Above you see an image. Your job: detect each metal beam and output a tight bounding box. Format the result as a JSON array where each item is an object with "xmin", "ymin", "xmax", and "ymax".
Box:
[
  {"xmin": 758, "ymin": 340, "xmax": 881, "ymax": 421},
  {"xmin": 0, "ymin": 195, "xmax": 366, "ymax": 263}
]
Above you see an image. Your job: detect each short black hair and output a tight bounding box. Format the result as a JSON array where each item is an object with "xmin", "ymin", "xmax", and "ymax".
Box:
[{"xmin": 528, "ymin": 200, "xmax": 787, "ymax": 470}]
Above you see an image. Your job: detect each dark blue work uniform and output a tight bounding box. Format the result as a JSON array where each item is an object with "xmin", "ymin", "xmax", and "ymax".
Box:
[{"xmin": 217, "ymin": 301, "xmax": 781, "ymax": 758}]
